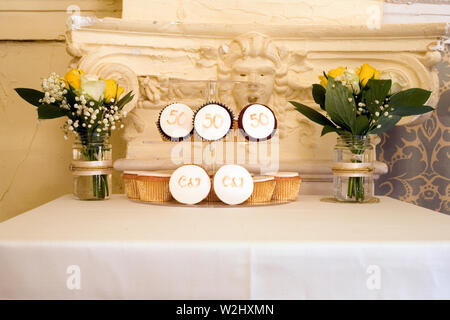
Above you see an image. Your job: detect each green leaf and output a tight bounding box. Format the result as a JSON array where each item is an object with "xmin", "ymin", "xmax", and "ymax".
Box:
[
  {"xmin": 65, "ymin": 84, "xmax": 78, "ymax": 106},
  {"xmin": 361, "ymin": 79, "xmax": 392, "ymax": 114},
  {"xmin": 116, "ymin": 91, "xmax": 134, "ymax": 110},
  {"xmin": 390, "ymin": 105, "xmax": 434, "ymax": 116},
  {"xmin": 354, "ymin": 115, "xmax": 369, "ymax": 135},
  {"xmin": 389, "ymin": 88, "xmax": 431, "ymax": 107},
  {"xmin": 289, "ymin": 101, "xmax": 337, "ymax": 128},
  {"xmin": 321, "ymin": 125, "xmax": 344, "ymax": 136},
  {"xmin": 369, "ymin": 114, "xmax": 401, "ymax": 135},
  {"xmin": 37, "ymin": 104, "xmax": 67, "ymax": 119},
  {"xmin": 14, "ymin": 88, "xmax": 44, "ymax": 107},
  {"xmin": 324, "ymin": 78, "xmax": 356, "ymax": 132},
  {"xmin": 312, "ymin": 84, "xmax": 326, "ymax": 110}
]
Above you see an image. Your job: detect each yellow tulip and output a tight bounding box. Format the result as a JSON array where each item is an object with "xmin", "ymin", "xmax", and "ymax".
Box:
[
  {"xmin": 356, "ymin": 63, "xmax": 380, "ymax": 87},
  {"xmin": 103, "ymin": 79, "xmax": 124, "ymax": 103},
  {"xmin": 64, "ymin": 69, "xmax": 84, "ymax": 89},
  {"xmin": 318, "ymin": 66, "xmax": 346, "ymax": 88}
]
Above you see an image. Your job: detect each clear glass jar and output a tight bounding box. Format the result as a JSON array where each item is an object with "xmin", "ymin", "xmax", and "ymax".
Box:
[
  {"xmin": 333, "ymin": 135, "xmax": 374, "ymax": 203},
  {"xmin": 71, "ymin": 132, "xmax": 112, "ymax": 200}
]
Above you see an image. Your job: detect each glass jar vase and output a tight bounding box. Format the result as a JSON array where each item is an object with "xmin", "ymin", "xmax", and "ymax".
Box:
[
  {"xmin": 333, "ymin": 135, "xmax": 374, "ymax": 203},
  {"xmin": 71, "ymin": 133, "xmax": 112, "ymax": 200}
]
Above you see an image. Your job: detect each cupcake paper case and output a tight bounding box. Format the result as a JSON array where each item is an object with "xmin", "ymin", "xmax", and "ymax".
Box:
[
  {"xmin": 122, "ymin": 171, "xmax": 141, "ymax": 200},
  {"xmin": 271, "ymin": 172, "xmax": 301, "ymax": 201},
  {"xmin": 247, "ymin": 175, "xmax": 276, "ymax": 204},
  {"xmin": 136, "ymin": 170, "xmax": 173, "ymax": 202}
]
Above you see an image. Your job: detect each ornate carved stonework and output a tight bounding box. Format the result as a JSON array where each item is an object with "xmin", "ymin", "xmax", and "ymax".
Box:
[{"xmin": 66, "ymin": 12, "xmax": 447, "ymax": 194}]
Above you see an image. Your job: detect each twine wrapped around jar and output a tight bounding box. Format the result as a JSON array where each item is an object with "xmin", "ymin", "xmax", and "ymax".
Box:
[
  {"xmin": 333, "ymin": 135, "xmax": 374, "ymax": 203},
  {"xmin": 72, "ymin": 134, "xmax": 112, "ymax": 200},
  {"xmin": 70, "ymin": 160, "xmax": 113, "ymax": 176},
  {"xmin": 332, "ymin": 162, "xmax": 374, "ymax": 178}
]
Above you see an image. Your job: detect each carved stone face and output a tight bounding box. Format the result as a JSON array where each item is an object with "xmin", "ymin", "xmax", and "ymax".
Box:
[{"xmin": 230, "ymin": 56, "xmax": 276, "ymax": 110}]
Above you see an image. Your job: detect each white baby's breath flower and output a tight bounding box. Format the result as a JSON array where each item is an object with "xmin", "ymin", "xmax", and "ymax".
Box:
[{"xmin": 40, "ymin": 72, "xmax": 66, "ymax": 105}]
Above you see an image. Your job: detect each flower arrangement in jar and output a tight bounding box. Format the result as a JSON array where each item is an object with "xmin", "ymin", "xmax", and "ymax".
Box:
[
  {"xmin": 15, "ymin": 69, "xmax": 134, "ymax": 200},
  {"xmin": 290, "ymin": 63, "xmax": 434, "ymax": 202}
]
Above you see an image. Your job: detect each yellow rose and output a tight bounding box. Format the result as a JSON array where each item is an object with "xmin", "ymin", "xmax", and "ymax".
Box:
[
  {"xmin": 103, "ymin": 79, "xmax": 124, "ymax": 103},
  {"xmin": 356, "ymin": 63, "xmax": 380, "ymax": 87},
  {"xmin": 318, "ymin": 66, "xmax": 346, "ymax": 88},
  {"xmin": 64, "ymin": 69, "xmax": 84, "ymax": 89}
]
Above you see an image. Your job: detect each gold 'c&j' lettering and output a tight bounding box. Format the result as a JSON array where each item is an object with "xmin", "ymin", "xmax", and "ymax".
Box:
[
  {"xmin": 178, "ymin": 176, "xmax": 201, "ymax": 188},
  {"xmin": 222, "ymin": 176, "xmax": 244, "ymax": 188}
]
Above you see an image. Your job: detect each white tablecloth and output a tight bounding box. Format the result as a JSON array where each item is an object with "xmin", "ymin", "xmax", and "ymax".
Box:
[{"xmin": 0, "ymin": 195, "xmax": 449, "ymax": 299}]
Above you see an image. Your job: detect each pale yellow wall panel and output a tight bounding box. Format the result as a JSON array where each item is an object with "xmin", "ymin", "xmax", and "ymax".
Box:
[
  {"xmin": 0, "ymin": 0, "xmax": 122, "ymax": 40},
  {"xmin": 0, "ymin": 0, "xmax": 121, "ymax": 11},
  {"xmin": 0, "ymin": 42, "xmax": 73, "ymax": 221}
]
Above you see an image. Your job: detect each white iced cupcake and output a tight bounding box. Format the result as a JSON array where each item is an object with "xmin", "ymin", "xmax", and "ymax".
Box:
[
  {"xmin": 213, "ymin": 165, "xmax": 253, "ymax": 205},
  {"xmin": 193, "ymin": 102, "xmax": 234, "ymax": 141},
  {"xmin": 169, "ymin": 165, "xmax": 211, "ymax": 204},
  {"xmin": 157, "ymin": 103, "xmax": 194, "ymax": 141}
]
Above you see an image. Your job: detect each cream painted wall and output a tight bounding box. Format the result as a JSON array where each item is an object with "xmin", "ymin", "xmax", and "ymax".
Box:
[
  {"xmin": 0, "ymin": 0, "xmax": 122, "ymax": 222},
  {"xmin": 0, "ymin": 42, "xmax": 73, "ymax": 221}
]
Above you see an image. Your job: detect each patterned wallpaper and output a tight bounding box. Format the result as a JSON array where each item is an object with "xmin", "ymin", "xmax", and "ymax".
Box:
[{"xmin": 376, "ymin": 47, "xmax": 449, "ymax": 214}]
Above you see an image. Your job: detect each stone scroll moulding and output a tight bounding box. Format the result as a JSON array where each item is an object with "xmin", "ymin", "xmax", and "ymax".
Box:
[{"xmin": 66, "ymin": 19, "xmax": 446, "ymax": 173}]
